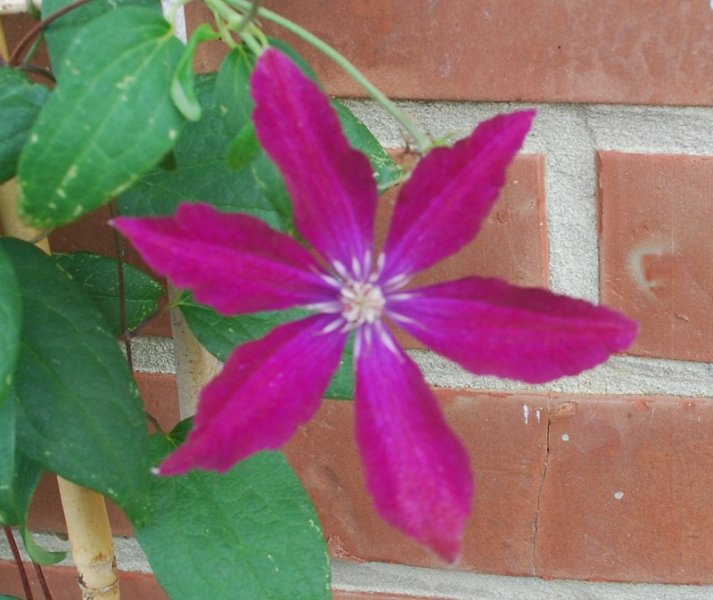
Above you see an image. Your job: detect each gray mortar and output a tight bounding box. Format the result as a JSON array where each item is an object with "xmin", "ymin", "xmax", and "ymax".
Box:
[{"xmin": 3, "ymin": 534, "xmax": 711, "ymax": 599}]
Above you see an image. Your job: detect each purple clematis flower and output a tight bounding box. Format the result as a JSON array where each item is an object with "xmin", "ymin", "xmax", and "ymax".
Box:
[{"xmin": 113, "ymin": 49, "xmax": 636, "ymax": 561}]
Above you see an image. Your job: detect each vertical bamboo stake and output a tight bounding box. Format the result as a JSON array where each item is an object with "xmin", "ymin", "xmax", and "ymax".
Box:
[
  {"xmin": 0, "ymin": 181, "xmax": 120, "ymax": 600},
  {"xmin": 168, "ymin": 285, "xmax": 221, "ymax": 417}
]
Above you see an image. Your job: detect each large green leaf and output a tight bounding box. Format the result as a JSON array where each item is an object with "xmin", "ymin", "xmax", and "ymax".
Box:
[
  {"xmin": 0, "ymin": 69, "xmax": 50, "ymax": 184},
  {"xmin": 43, "ymin": 0, "xmax": 161, "ymax": 75},
  {"xmin": 179, "ymin": 296, "xmax": 354, "ymax": 399},
  {"xmin": 0, "ymin": 389, "xmax": 63, "ymax": 564},
  {"xmin": 0, "ymin": 389, "xmax": 40, "ymax": 527},
  {"xmin": 0, "ymin": 243, "xmax": 21, "ymax": 406},
  {"xmin": 136, "ymin": 423, "xmax": 330, "ymax": 600},
  {"xmin": 54, "ymin": 252, "xmax": 163, "ymax": 336},
  {"xmin": 118, "ymin": 73, "xmax": 286, "ymax": 230},
  {"xmin": 1, "ymin": 239, "xmax": 150, "ymax": 520},
  {"xmin": 18, "ymin": 7, "xmax": 185, "ymax": 228}
]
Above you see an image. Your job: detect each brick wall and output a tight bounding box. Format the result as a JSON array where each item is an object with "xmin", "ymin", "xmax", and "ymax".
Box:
[{"xmin": 4, "ymin": 1, "xmax": 713, "ymax": 598}]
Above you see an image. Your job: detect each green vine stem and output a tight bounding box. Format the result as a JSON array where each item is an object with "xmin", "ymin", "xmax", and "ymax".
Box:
[{"xmin": 215, "ymin": 0, "xmax": 432, "ymax": 153}]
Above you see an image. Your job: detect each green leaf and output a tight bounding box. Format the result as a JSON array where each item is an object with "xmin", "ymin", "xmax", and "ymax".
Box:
[
  {"xmin": 21, "ymin": 529, "xmax": 65, "ymax": 565},
  {"xmin": 0, "ymin": 389, "xmax": 40, "ymax": 527},
  {"xmin": 43, "ymin": 0, "xmax": 161, "ymax": 72},
  {"xmin": 18, "ymin": 7, "xmax": 185, "ymax": 228},
  {"xmin": 226, "ymin": 122, "xmax": 260, "ymax": 170},
  {"xmin": 1, "ymin": 238, "xmax": 151, "ymax": 521},
  {"xmin": 53, "ymin": 251, "xmax": 163, "ymax": 336},
  {"xmin": 135, "ymin": 424, "xmax": 330, "ymax": 600},
  {"xmin": 214, "ymin": 46, "xmax": 254, "ymax": 134},
  {"xmin": 333, "ymin": 100, "xmax": 403, "ymax": 191},
  {"xmin": 118, "ymin": 74, "xmax": 287, "ymax": 230},
  {"xmin": 0, "ymin": 595, "xmax": 23, "ymax": 599},
  {"xmin": 0, "ymin": 390, "xmax": 62, "ymax": 564},
  {"xmin": 0, "ymin": 69, "xmax": 50, "ymax": 184},
  {"xmin": 179, "ymin": 296, "xmax": 354, "ymax": 399},
  {"xmin": 0, "ymin": 243, "xmax": 21, "ymax": 405},
  {"xmin": 171, "ymin": 24, "xmax": 220, "ymax": 121}
]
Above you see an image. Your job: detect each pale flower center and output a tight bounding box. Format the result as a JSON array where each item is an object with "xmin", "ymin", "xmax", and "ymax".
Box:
[{"xmin": 340, "ymin": 280, "xmax": 386, "ymax": 326}]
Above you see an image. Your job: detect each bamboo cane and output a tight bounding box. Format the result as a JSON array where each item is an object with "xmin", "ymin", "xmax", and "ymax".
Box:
[
  {"xmin": 0, "ymin": 180, "xmax": 120, "ymax": 600},
  {"xmin": 168, "ymin": 285, "xmax": 221, "ymax": 418}
]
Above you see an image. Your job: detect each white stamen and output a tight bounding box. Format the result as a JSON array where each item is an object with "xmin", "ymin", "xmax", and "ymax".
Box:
[
  {"xmin": 376, "ymin": 252, "xmax": 386, "ymax": 274},
  {"xmin": 339, "ymin": 280, "xmax": 386, "ymax": 326},
  {"xmin": 364, "ymin": 325, "xmax": 373, "ymax": 347},
  {"xmin": 304, "ymin": 301, "xmax": 341, "ymax": 313},
  {"xmin": 351, "ymin": 255, "xmax": 362, "ymax": 280},
  {"xmin": 315, "ymin": 270, "xmax": 341, "ymax": 289},
  {"xmin": 321, "ymin": 318, "xmax": 345, "ymax": 334},
  {"xmin": 354, "ymin": 331, "xmax": 363, "ymax": 358},
  {"xmin": 387, "ymin": 311, "xmax": 418, "ymax": 326},
  {"xmin": 383, "ymin": 272, "xmax": 411, "ymax": 291},
  {"xmin": 333, "ymin": 260, "xmax": 349, "ymax": 280},
  {"xmin": 377, "ymin": 323, "xmax": 397, "ymax": 352},
  {"xmin": 388, "ymin": 292, "xmax": 414, "ymax": 301}
]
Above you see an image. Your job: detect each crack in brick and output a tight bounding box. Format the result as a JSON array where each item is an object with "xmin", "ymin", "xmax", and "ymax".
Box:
[{"xmin": 531, "ymin": 399, "xmax": 552, "ymax": 577}]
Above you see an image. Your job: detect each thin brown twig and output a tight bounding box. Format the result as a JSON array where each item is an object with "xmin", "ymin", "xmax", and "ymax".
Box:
[
  {"xmin": 109, "ymin": 201, "xmax": 164, "ymax": 434},
  {"xmin": 0, "ymin": 56, "xmax": 56, "ymax": 83},
  {"xmin": 108, "ymin": 200, "xmax": 133, "ymax": 371},
  {"xmin": 3, "ymin": 526, "xmax": 34, "ymax": 600},
  {"xmin": 31, "ymin": 562, "xmax": 54, "ymax": 600},
  {"xmin": 9, "ymin": 0, "xmax": 95, "ymax": 66}
]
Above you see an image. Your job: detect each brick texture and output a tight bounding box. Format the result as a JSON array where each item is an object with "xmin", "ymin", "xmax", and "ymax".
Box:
[
  {"xmin": 536, "ymin": 395, "xmax": 713, "ymax": 584},
  {"xmin": 189, "ymin": 0, "xmax": 713, "ymax": 105},
  {"xmin": 286, "ymin": 392, "xmax": 713, "ymax": 584},
  {"xmin": 599, "ymin": 151, "xmax": 713, "ymax": 362},
  {"xmin": 285, "ymin": 391, "xmax": 548, "ymax": 575},
  {"xmin": 0, "ymin": 561, "xmax": 169, "ymax": 600}
]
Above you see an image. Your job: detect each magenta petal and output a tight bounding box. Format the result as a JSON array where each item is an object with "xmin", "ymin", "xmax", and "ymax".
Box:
[
  {"xmin": 382, "ymin": 111, "xmax": 535, "ymax": 282},
  {"xmin": 252, "ymin": 49, "xmax": 377, "ymax": 278},
  {"xmin": 355, "ymin": 325, "xmax": 474, "ymax": 562},
  {"xmin": 160, "ymin": 314, "xmax": 348, "ymax": 475},
  {"xmin": 389, "ymin": 277, "xmax": 638, "ymax": 384},
  {"xmin": 113, "ymin": 203, "xmax": 335, "ymax": 314}
]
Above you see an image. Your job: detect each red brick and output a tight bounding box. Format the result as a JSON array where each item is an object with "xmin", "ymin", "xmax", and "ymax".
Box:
[
  {"xmin": 284, "ymin": 391, "xmax": 549, "ymax": 575},
  {"xmin": 189, "ymin": 1, "xmax": 713, "ymax": 106},
  {"xmin": 599, "ymin": 151, "xmax": 713, "ymax": 362},
  {"xmin": 0, "ymin": 561, "xmax": 169, "ymax": 600},
  {"xmin": 536, "ymin": 395, "xmax": 713, "ymax": 584}
]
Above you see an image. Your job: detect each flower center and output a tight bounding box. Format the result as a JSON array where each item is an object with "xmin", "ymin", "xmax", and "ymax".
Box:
[{"xmin": 340, "ymin": 280, "xmax": 385, "ymax": 326}]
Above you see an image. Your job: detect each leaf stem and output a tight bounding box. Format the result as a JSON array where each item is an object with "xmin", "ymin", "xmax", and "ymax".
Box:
[
  {"xmin": 3, "ymin": 526, "xmax": 34, "ymax": 600},
  {"xmin": 227, "ymin": 0, "xmax": 432, "ymax": 153},
  {"xmin": 8, "ymin": 0, "xmax": 95, "ymax": 66},
  {"xmin": 109, "ymin": 201, "xmax": 133, "ymax": 372},
  {"xmin": 31, "ymin": 561, "xmax": 54, "ymax": 600}
]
